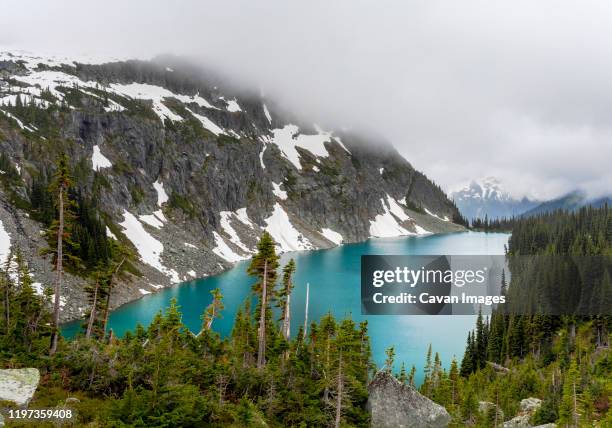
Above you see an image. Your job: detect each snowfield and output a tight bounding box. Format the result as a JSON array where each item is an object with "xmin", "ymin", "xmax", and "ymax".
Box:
[
  {"xmin": 270, "ymin": 124, "xmax": 347, "ymax": 170},
  {"xmin": 0, "ymin": 218, "xmax": 11, "ymax": 266},
  {"xmin": 370, "ymin": 197, "xmax": 417, "ymax": 238},
  {"xmin": 186, "ymin": 107, "xmax": 226, "ymax": 136},
  {"xmin": 271, "ymin": 182, "xmax": 288, "ymax": 200},
  {"xmin": 424, "ymin": 208, "xmax": 450, "ymax": 222},
  {"xmin": 320, "ymin": 228, "xmax": 343, "ymax": 245},
  {"xmin": 263, "ymin": 104, "xmax": 272, "ymax": 124},
  {"xmin": 92, "ymin": 145, "xmax": 112, "ymax": 171},
  {"xmin": 153, "ymin": 180, "xmax": 169, "ymax": 206},
  {"xmin": 219, "ymin": 211, "xmax": 252, "ymax": 253},
  {"xmin": 264, "ymin": 203, "xmax": 314, "ymax": 252},
  {"xmin": 119, "ymin": 210, "xmax": 180, "ymax": 283},
  {"xmin": 212, "ymin": 231, "xmax": 246, "ymax": 263}
]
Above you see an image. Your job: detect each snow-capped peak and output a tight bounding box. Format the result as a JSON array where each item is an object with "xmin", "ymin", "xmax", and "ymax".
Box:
[
  {"xmin": 450, "ymin": 177, "xmax": 539, "ymax": 220},
  {"xmin": 453, "ymin": 177, "xmax": 511, "ymax": 202}
]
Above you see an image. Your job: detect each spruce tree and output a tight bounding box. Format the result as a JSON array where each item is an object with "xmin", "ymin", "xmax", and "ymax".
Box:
[
  {"xmin": 247, "ymin": 231, "xmax": 279, "ymax": 368},
  {"xmin": 48, "ymin": 154, "xmax": 76, "ymax": 355},
  {"xmin": 202, "ymin": 288, "xmax": 224, "ymax": 331},
  {"xmin": 278, "ymin": 259, "xmax": 296, "ymax": 341}
]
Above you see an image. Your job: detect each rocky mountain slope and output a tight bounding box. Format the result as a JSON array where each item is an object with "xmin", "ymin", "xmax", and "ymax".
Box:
[
  {"xmin": 450, "ymin": 177, "xmax": 539, "ymax": 220},
  {"xmin": 0, "ymin": 49, "xmax": 463, "ymax": 322}
]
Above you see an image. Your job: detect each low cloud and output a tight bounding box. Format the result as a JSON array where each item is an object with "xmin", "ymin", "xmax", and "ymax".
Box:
[{"xmin": 2, "ymin": 0, "xmax": 611, "ymax": 199}]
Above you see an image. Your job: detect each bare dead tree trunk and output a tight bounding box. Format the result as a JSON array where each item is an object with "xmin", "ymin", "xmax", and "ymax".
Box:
[
  {"xmin": 206, "ymin": 305, "xmax": 215, "ymax": 330},
  {"xmin": 86, "ymin": 278, "xmax": 100, "ymax": 339},
  {"xmin": 3, "ymin": 256, "xmax": 10, "ymax": 335},
  {"xmin": 257, "ymin": 260, "xmax": 267, "ymax": 369},
  {"xmin": 573, "ymin": 380, "xmax": 578, "ymax": 427},
  {"xmin": 50, "ymin": 185, "xmax": 64, "ymax": 355},
  {"xmin": 335, "ymin": 352, "xmax": 343, "ymax": 428},
  {"xmin": 303, "ymin": 282, "xmax": 309, "ymax": 340},
  {"xmin": 283, "ymin": 293, "xmax": 291, "ymax": 340},
  {"xmin": 102, "ymin": 257, "xmax": 125, "ymax": 337}
]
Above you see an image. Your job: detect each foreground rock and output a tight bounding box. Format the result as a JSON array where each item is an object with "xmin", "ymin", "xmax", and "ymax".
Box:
[
  {"xmin": 0, "ymin": 368, "xmax": 40, "ymax": 407},
  {"xmin": 503, "ymin": 398, "xmax": 557, "ymax": 428},
  {"xmin": 368, "ymin": 370, "xmax": 451, "ymax": 428}
]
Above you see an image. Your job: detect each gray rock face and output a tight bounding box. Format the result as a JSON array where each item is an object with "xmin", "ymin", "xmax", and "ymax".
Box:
[
  {"xmin": 503, "ymin": 398, "xmax": 557, "ymax": 428},
  {"xmin": 0, "ymin": 50, "xmax": 465, "ymax": 322},
  {"xmin": 368, "ymin": 370, "xmax": 451, "ymax": 428},
  {"xmin": 0, "ymin": 368, "xmax": 40, "ymax": 407}
]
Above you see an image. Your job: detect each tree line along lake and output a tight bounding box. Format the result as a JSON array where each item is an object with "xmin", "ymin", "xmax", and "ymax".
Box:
[{"xmin": 63, "ymin": 231, "xmax": 510, "ymax": 385}]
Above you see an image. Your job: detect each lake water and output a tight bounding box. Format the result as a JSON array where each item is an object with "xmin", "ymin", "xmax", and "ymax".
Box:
[{"xmin": 62, "ymin": 231, "xmax": 509, "ymax": 384}]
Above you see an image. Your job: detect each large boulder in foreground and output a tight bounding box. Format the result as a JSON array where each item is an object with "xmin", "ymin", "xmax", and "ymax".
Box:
[
  {"xmin": 0, "ymin": 368, "xmax": 40, "ymax": 407},
  {"xmin": 368, "ymin": 370, "xmax": 451, "ymax": 428}
]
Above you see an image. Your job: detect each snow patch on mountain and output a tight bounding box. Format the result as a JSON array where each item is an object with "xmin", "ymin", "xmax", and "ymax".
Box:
[
  {"xmin": 0, "ymin": 218, "xmax": 11, "ymax": 266},
  {"xmin": 264, "ymin": 203, "xmax": 314, "ymax": 252},
  {"xmin": 105, "ymin": 226, "xmax": 117, "ymax": 240},
  {"xmin": 259, "ymin": 144, "xmax": 267, "ymax": 169},
  {"xmin": 219, "ymin": 211, "xmax": 252, "ymax": 253},
  {"xmin": 424, "ymin": 208, "xmax": 449, "ymax": 222},
  {"xmin": 108, "ymin": 83, "xmax": 219, "ymax": 121},
  {"xmin": 139, "ymin": 212, "xmax": 165, "ymax": 229},
  {"xmin": 263, "ymin": 104, "xmax": 272, "ymax": 124},
  {"xmin": 320, "ymin": 228, "xmax": 343, "ymax": 245},
  {"xmin": 234, "ymin": 208, "xmax": 255, "ymax": 227},
  {"xmin": 119, "ymin": 210, "xmax": 179, "ymax": 282},
  {"xmin": 224, "ymin": 98, "xmax": 241, "ymax": 112},
  {"xmin": 271, "ymin": 182, "xmax": 288, "ymax": 200},
  {"xmin": 369, "ymin": 197, "xmax": 426, "ymax": 238},
  {"xmin": 386, "ymin": 195, "xmax": 410, "ymax": 221},
  {"xmin": 415, "ymin": 224, "xmax": 432, "ymax": 235},
  {"xmin": 369, "ymin": 200, "xmax": 412, "ymax": 238},
  {"xmin": 109, "ymin": 82, "xmax": 184, "ymax": 122},
  {"xmin": 92, "ymin": 145, "xmax": 112, "ymax": 171},
  {"xmin": 0, "ymin": 110, "xmax": 36, "ymax": 131},
  {"xmin": 212, "ymin": 231, "xmax": 245, "ymax": 263},
  {"xmin": 270, "ymin": 124, "xmax": 348, "ymax": 170},
  {"xmin": 153, "ymin": 180, "xmax": 168, "ymax": 206},
  {"xmin": 186, "ymin": 107, "xmax": 225, "ymax": 136}
]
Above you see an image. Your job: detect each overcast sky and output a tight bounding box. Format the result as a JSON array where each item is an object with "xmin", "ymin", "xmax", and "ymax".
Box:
[{"xmin": 2, "ymin": 0, "xmax": 612, "ymax": 199}]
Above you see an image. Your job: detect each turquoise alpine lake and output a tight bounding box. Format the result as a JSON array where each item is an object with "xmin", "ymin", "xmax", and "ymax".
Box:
[{"xmin": 62, "ymin": 231, "xmax": 509, "ymax": 384}]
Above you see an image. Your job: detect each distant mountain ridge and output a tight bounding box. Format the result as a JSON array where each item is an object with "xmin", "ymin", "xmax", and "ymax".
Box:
[
  {"xmin": 521, "ymin": 190, "xmax": 612, "ymax": 217},
  {"xmin": 449, "ymin": 177, "xmax": 539, "ymax": 220}
]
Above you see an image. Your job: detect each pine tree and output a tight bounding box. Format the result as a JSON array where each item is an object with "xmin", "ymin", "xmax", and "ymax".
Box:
[
  {"xmin": 202, "ymin": 288, "xmax": 224, "ymax": 331},
  {"xmin": 247, "ymin": 232, "xmax": 279, "ymax": 368},
  {"xmin": 85, "ymin": 268, "xmax": 106, "ymax": 339},
  {"xmin": 398, "ymin": 362, "xmax": 408, "ymax": 383},
  {"xmin": 449, "ymin": 357, "xmax": 459, "ymax": 409},
  {"xmin": 487, "ymin": 311, "xmax": 505, "ymax": 363},
  {"xmin": 422, "ymin": 344, "xmax": 433, "ymax": 396},
  {"xmin": 475, "ymin": 307, "xmax": 487, "ymax": 369},
  {"xmin": 508, "ymin": 315, "xmax": 526, "ymax": 359},
  {"xmin": 408, "ymin": 365, "xmax": 416, "ymax": 387},
  {"xmin": 48, "ymin": 154, "xmax": 75, "ymax": 355},
  {"xmin": 460, "ymin": 331, "xmax": 474, "ymax": 377},
  {"xmin": 1, "ymin": 248, "xmax": 12, "ymax": 335},
  {"xmin": 559, "ymin": 358, "xmax": 580, "ymax": 427},
  {"xmin": 278, "ymin": 259, "xmax": 295, "ymax": 341},
  {"xmin": 384, "ymin": 346, "xmax": 395, "ymax": 373}
]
